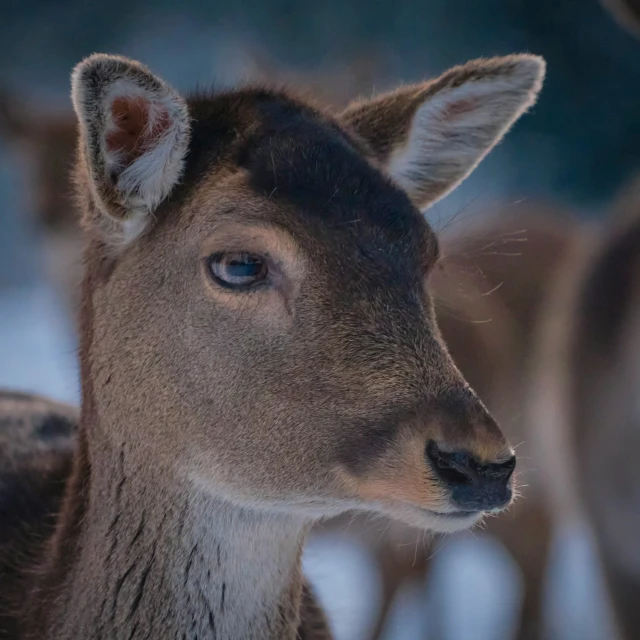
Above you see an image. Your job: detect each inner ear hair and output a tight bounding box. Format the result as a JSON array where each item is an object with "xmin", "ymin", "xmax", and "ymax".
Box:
[
  {"xmin": 340, "ymin": 54, "xmax": 545, "ymax": 209},
  {"xmin": 71, "ymin": 54, "xmax": 191, "ymax": 245}
]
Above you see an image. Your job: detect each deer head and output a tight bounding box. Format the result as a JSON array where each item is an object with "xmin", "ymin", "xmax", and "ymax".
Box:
[{"xmin": 71, "ymin": 52, "xmax": 544, "ymax": 533}]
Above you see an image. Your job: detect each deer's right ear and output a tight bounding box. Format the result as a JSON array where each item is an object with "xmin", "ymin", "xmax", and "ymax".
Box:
[
  {"xmin": 71, "ymin": 54, "xmax": 190, "ymax": 245},
  {"xmin": 340, "ymin": 55, "xmax": 545, "ymax": 210}
]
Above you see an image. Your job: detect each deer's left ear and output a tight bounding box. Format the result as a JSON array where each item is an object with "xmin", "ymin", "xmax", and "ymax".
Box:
[{"xmin": 340, "ymin": 55, "xmax": 545, "ymax": 209}]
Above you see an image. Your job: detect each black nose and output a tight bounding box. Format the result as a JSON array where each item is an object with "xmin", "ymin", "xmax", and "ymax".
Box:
[{"xmin": 426, "ymin": 441, "xmax": 515, "ymax": 511}]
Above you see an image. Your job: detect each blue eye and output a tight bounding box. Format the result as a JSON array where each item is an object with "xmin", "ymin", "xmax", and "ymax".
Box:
[{"xmin": 208, "ymin": 252, "xmax": 268, "ymax": 289}]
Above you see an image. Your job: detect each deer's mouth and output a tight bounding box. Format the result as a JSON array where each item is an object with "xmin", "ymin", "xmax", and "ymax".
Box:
[
  {"xmin": 335, "ymin": 431, "xmax": 514, "ymax": 533},
  {"xmin": 419, "ymin": 507, "xmax": 481, "ymax": 519},
  {"xmin": 389, "ymin": 501, "xmax": 485, "ymax": 533}
]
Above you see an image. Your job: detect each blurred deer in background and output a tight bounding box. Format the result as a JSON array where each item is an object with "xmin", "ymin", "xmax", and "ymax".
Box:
[
  {"xmin": 569, "ymin": 211, "xmax": 640, "ymax": 640},
  {"xmin": 600, "ymin": 0, "xmax": 640, "ymax": 38},
  {"xmin": 528, "ymin": 202, "xmax": 640, "ymax": 640},
  {"xmin": 526, "ymin": 4, "xmax": 640, "ymax": 638},
  {"xmin": 0, "ymin": 89, "xmax": 81, "ymax": 313}
]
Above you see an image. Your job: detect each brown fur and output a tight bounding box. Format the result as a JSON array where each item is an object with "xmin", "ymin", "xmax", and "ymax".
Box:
[
  {"xmin": 6, "ymin": 144, "xmax": 567, "ymax": 638},
  {"xmin": 7, "ymin": 189, "xmax": 566, "ymax": 638}
]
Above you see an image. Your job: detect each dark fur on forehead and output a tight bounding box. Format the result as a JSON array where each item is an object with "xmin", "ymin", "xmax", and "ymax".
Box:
[
  {"xmin": 184, "ymin": 85, "xmax": 371, "ymax": 177},
  {"xmin": 181, "ymin": 86, "xmax": 438, "ymax": 263}
]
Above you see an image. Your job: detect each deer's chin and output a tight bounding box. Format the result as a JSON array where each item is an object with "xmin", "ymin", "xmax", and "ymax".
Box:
[{"xmin": 380, "ymin": 501, "xmax": 485, "ymax": 533}]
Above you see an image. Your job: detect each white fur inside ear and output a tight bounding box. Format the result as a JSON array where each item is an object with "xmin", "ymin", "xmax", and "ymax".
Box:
[
  {"xmin": 103, "ymin": 79, "xmax": 190, "ymax": 211},
  {"xmin": 71, "ymin": 54, "xmax": 190, "ymax": 246},
  {"xmin": 388, "ymin": 63, "xmax": 543, "ymax": 208}
]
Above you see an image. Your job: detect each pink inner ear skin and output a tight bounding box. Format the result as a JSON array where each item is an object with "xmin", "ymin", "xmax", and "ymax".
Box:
[
  {"xmin": 439, "ymin": 97, "xmax": 480, "ymax": 121},
  {"xmin": 106, "ymin": 96, "xmax": 171, "ymax": 164}
]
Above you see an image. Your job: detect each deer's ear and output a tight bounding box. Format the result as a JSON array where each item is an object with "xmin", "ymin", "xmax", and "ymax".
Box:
[
  {"xmin": 340, "ymin": 55, "xmax": 545, "ymax": 209},
  {"xmin": 71, "ymin": 54, "xmax": 190, "ymax": 244}
]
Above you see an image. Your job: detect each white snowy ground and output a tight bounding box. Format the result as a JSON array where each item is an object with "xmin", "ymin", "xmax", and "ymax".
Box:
[{"xmin": 0, "ymin": 159, "xmax": 619, "ymax": 640}]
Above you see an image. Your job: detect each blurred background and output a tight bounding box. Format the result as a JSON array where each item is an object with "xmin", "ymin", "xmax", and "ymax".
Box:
[{"xmin": 1, "ymin": 1, "xmax": 640, "ymax": 638}]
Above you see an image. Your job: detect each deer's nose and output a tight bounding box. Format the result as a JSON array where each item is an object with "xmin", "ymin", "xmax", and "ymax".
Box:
[{"xmin": 426, "ymin": 441, "xmax": 515, "ymax": 511}]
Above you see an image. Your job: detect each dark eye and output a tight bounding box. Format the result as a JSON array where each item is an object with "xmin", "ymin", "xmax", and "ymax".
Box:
[{"xmin": 207, "ymin": 252, "xmax": 268, "ymax": 289}]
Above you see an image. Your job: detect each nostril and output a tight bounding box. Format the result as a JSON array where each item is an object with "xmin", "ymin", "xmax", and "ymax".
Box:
[
  {"xmin": 435, "ymin": 465, "xmax": 473, "ymax": 486},
  {"xmin": 426, "ymin": 442, "xmax": 515, "ymax": 511},
  {"xmin": 482, "ymin": 455, "xmax": 516, "ymax": 481},
  {"xmin": 426, "ymin": 441, "xmax": 475, "ymax": 486}
]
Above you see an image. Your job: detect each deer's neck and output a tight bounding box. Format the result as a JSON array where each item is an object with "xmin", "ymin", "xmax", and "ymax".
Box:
[
  {"xmin": 33, "ymin": 433, "xmax": 309, "ymax": 640},
  {"xmin": 24, "ymin": 245, "xmax": 311, "ymax": 639}
]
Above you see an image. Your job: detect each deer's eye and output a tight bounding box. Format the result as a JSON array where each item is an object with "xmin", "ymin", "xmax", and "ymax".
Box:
[{"xmin": 208, "ymin": 252, "xmax": 268, "ymax": 289}]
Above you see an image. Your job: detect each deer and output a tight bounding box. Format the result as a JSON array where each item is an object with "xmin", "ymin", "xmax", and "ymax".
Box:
[
  {"xmin": 0, "ymin": 391, "xmax": 78, "ymax": 639},
  {"xmin": 567, "ymin": 211, "xmax": 640, "ymax": 640},
  {"xmin": 224, "ymin": 50, "xmax": 570, "ymax": 640},
  {"xmin": 4, "ymin": 75, "xmax": 571, "ymax": 638},
  {"xmin": 0, "ymin": 89, "xmax": 82, "ymax": 314},
  {"xmin": 527, "ymin": 197, "xmax": 640, "ymax": 640},
  {"xmin": 0, "ymin": 52, "xmax": 545, "ymax": 639}
]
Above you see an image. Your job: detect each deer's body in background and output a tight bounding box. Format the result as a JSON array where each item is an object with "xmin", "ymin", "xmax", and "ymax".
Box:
[
  {"xmin": 572, "ymin": 217, "xmax": 640, "ymax": 639},
  {"xmin": 524, "ymin": 6, "xmax": 640, "ymax": 639},
  {"xmin": 0, "ymin": 94, "xmax": 82, "ymax": 314},
  {"xmin": 0, "ymin": 53, "xmax": 544, "ymax": 639},
  {"xmin": 528, "ymin": 204, "xmax": 640, "ymax": 640},
  {"xmin": 0, "ymin": 392, "xmax": 77, "ymax": 639}
]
